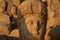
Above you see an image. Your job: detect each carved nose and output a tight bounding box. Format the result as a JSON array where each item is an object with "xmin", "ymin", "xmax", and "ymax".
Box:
[{"xmin": 37, "ymin": 21, "xmax": 41, "ymax": 35}]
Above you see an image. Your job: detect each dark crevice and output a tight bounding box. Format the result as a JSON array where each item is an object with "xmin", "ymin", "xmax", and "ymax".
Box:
[
  {"xmin": 30, "ymin": 3, "xmax": 34, "ymax": 14},
  {"xmin": 50, "ymin": 26, "xmax": 54, "ymax": 29},
  {"xmin": 40, "ymin": 1, "xmax": 48, "ymax": 40},
  {"xmin": 37, "ymin": 21, "xmax": 41, "ymax": 35},
  {"xmin": 20, "ymin": 0, "xmax": 25, "ymax": 3},
  {"xmin": 4, "ymin": 2, "xmax": 8, "ymax": 11},
  {"xmin": 59, "ymin": 0, "xmax": 60, "ymax": 2},
  {"xmin": 9, "ymin": 15, "xmax": 18, "ymax": 33}
]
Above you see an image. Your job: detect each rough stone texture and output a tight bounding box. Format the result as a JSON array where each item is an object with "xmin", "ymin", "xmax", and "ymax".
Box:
[
  {"xmin": 9, "ymin": 29, "xmax": 19, "ymax": 38},
  {"xmin": 0, "ymin": 0, "xmax": 19, "ymax": 39},
  {"xmin": 0, "ymin": 0, "xmax": 5, "ymax": 13},
  {"xmin": 6, "ymin": 0, "xmax": 19, "ymax": 38},
  {"xmin": 18, "ymin": 0, "xmax": 46, "ymax": 40},
  {"xmin": 0, "ymin": 13, "xmax": 10, "ymax": 35},
  {"xmin": 45, "ymin": 0, "xmax": 60, "ymax": 40},
  {"xmin": 0, "ymin": 0, "xmax": 60, "ymax": 40},
  {"xmin": 0, "ymin": 0, "xmax": 10, "ymax": 35}
]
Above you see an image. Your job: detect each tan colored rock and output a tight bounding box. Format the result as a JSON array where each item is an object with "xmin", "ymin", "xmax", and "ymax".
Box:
[
  {"xmin": 0, "ymin": 13, "xmax": 10, "ymax": 35},
  {"xmin": 45, "ymin": 0, "xmax": 60, "ymax": 40},
  {"xmin": 6, "ymin": 0, "xmax": 18, "ymax": 19},
  {"xmin": 13, "ymin": 0, "xmax": 20, "ymax": 7},
  {"xmin": 9, "ymin": 29, "xmax": 19, "ymax": 38},
  {"xmin": 10, "ymin": 5, "xmax": 18, "ymax": 19},
  {"xmin": 0, "ymin": 0, "xmax": 5, "ymax": 13},
  {"xmin": 0, "ymin": 0, "xmax": 10, "ymax": 35},
  {"xmin": 18, "ymin": 0, "xmax": 47, "ymax": 40}
]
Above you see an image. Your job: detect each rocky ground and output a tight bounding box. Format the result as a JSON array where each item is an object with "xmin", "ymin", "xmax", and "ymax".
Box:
[{"xmin": 0, "ymin": 0, "xmax": 60, "ymax": 40}]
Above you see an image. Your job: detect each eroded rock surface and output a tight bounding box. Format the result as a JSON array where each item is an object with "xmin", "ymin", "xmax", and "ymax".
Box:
[
  {"xmin": 18, "ymin": 0, "xmax": 47, "ymax": 40},
  {"xmin": 0, "ymin": 13, "xmax": 10, "ymax": 35},
  {"xmin": 45, "ymin": 0, "xmax": 60, "ymax": 40},
  {"xmin": 0, "ymin": 0, "xmax": 60, "ymax": 40}
]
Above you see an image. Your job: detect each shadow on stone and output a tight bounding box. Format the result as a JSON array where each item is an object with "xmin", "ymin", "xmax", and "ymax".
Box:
[
  {"xmin": 48, "ymin": 25, "xmax": 60, "ymax": 40},
  {"xmin": 0, "ymin": 35, "xmax": 19, "ymax": 40}
]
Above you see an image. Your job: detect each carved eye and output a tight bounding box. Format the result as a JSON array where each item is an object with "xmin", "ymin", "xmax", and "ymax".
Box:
[
  {"xmin": 26, "ymin": 20, "xmax": 34, "ymax": 25},
  {"xmin": 20, "ymin": 0, "xmax": 25, "ymax": 3},
  {"xmin": 30, "ymin": 21, "xmax": 34, "ymax": 24},
  {"xmin": 50, "ymin": 26, "xmax": 54, "ymax": 29}
]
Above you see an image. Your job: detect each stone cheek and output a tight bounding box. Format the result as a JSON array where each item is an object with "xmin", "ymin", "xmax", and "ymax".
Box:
[
  {"xmin": 0, "ymin": 13, "xmax": 10, "ymax": 35},
  {"xmin": 25, "ymin": 15, "xmax": 41, "ymax": 36}
]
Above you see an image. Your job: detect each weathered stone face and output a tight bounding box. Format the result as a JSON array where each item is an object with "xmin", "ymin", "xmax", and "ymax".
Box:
[
  {"xmin": 18, "ymin": 0, "xmax": 42, "ymax": 40},
  {"xmin": 1, "ymin": 0, "xmax": 60, "ymax": 40},
  {"xmin": 10, "ymin": 6, "xmax": 18, "ymax": 18},
  {"xmin": 25, "ymin": 14, "xmax": 41, "ymax": 37}
]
